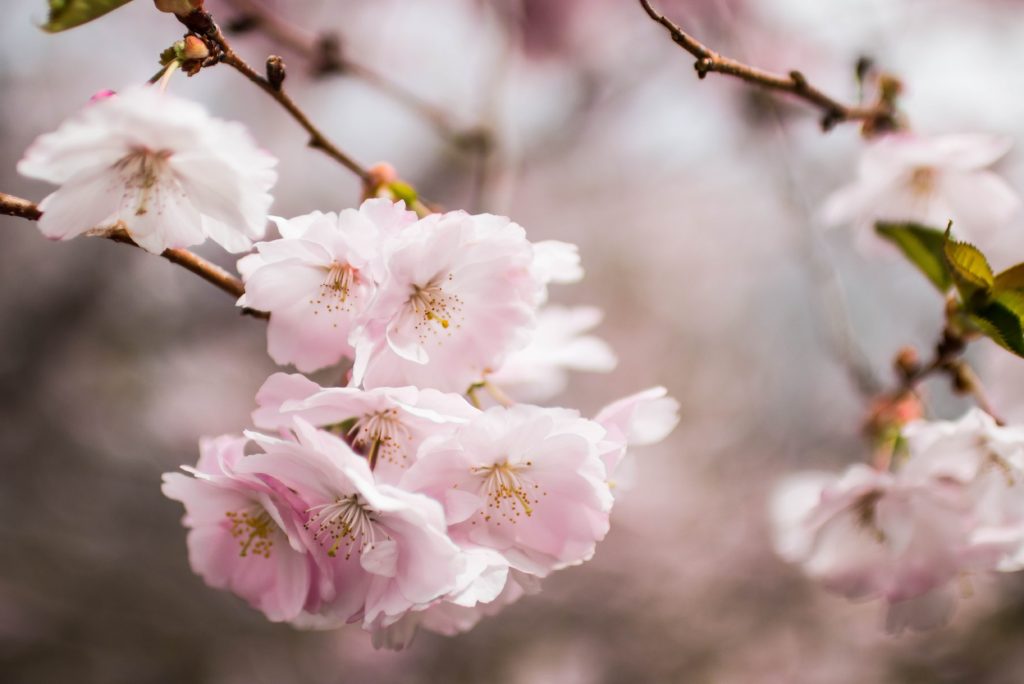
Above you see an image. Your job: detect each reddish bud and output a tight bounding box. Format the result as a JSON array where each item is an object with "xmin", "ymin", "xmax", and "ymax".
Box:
[
  {"xmin": 894, "ymin": 346, "xmax": 920, "ymax": 378},
  {"xmin": 182, "ymin": 36, "xmax": 209, "ymax": 61}
]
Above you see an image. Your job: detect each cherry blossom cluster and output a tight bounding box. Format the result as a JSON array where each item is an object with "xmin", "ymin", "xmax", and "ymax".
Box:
[
  {"xmin": 15, "ymin": 85, "xmax": 679, "ymax": 646},
  {"xmin": 772, "ymin": 409, "xmax": 1024, "ymax": 633},
  {"xmin": 160, "ymin": 199, "xmax": 679, "ymax": 645}
]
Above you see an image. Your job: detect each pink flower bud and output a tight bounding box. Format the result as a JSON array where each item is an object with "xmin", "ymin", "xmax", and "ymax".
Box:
[{"xmin": 182, "ymin": 35, "xmax": 209, "ymax": 61}]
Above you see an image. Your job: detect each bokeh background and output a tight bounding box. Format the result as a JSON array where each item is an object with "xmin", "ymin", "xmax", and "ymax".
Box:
[{"xmin": 5, "ymin": 0, "xmax": 1024, "ymax": 681}]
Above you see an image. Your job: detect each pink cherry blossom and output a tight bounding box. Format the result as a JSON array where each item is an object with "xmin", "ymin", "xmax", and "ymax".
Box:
[
  {"xmin": 821, "ymin": 132, "xmax": 1019, "ymax": 243},
  {"xmin": 899, "ymin": 409, "xmax": 1024, "ymax": 571},
  {"xmin": 771, "ymin": 462, "xmax": 985, "ymax": 633},
  {"xmin": 251, "ymin": 372, "xmax": 479, "ymax": 485},
  {"xmin": 371, "ymin": 555, "xmax": 529, "ymax": 650},
  {"xmin": 18, "ymin": 86, "xmax": 277, "ymax": 254},
  {"xmin": 350, "ymin": 210, "xmax": 544, "ymax": 393},
  {"xmin": 237, "ymin": 420, "xmax": 464, "ymax": 628},
  {"xmin": 594, "ymin": 386, "xmax": 680, "ymax": 484},
  {"xmin": 487, "ymin": 306, "xmax": 617, "ymax": 402},
  {"xmin": 238, "ymin": 201, "xmax": 418, "ymax": 372},
  {"xmin": 161, "ymin": 435, "xmax": 316, "ymax": 622},
  {"xmin": 401, "ymin": 404, "xmax": 613, "ymax": 577}
]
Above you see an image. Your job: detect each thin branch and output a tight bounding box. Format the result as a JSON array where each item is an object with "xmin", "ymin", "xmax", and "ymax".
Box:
[
  {"xmin": 0, "ymin": 192, "xmax": 42, "ymax": 221},
  {"xmin": 884, "ymin": 327, "xmax": 1003, "ymax": 425},
  {"xmin": 178, "ymin": 10, "xmax": 373, "ymax": 187},
  {"xmin": 217, "ymin": 0, "xmax": 492, "ymax": 152},
  {"xmin": 1, "ymin": 192, "xmax": 267, "ymax": 319},
  {"xmin": 637, "ymin": 0, "xmax": 898, "ymax": 132}
]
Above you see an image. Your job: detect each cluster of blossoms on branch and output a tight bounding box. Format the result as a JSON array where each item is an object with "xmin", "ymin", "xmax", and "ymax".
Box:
[
  {"xmin": 17, "ymin": 84, "xmax": 678, "ymax": 647},
  {"xmin": 773, "ymin": 123, "xmax": 1024, "ymax": 631},
  {"xmin": 773, "ymin": 410, "xmax": 1024, "ymax": 633}
]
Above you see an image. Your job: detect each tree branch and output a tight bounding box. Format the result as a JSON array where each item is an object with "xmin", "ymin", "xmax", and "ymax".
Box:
[
  {"xmin": 217, "ymin": 0, "xmax": 492, "ymax": 153},
  {"xmin": 637, "ymin": 0, "xmax": 898, "ymax": 132},
  {"xmin": 0, "ymin": 192, "xmax": 267, "ymax": 319},
  {"xmin": 886, "ymin": 327, "xmax": 1003, "ymax": 425},
  {"xmin": 178, "ymin": 10, "xmax": 374, "ymax": 187}
]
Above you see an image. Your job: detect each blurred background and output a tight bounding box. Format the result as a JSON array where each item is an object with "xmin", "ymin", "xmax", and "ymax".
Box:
[{"xmin": 5, "ymin": 0, "xmax": 1024, "ymax": 681}]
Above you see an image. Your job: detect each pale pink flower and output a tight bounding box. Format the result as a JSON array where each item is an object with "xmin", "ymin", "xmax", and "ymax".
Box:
[
  {"xmin": 238, "ymin": 201, "xmax": 417, "ymax": 372},
  {"xmin": 18, "ymin": 86, "xmax": 277, "ymax": 254},
  {"xmin": 161, "ymin": 435, "xmax": 316, "ymax": 622},
  {"xmin": 770, "ymin": 463, "xmax": 980, "ymax": 633},
  {"xmin": 531, "ymin": 240, "xmax": 584, "ymax": 293},
  {"xmin": 900, "ymin": 409, "xmax": 1024, "ymax": 571},
  {"xmin": 371, "ymin": 555, "xmax": 529, "ymax": 650},
  {"xmin": 237, "ymin": 420, "xmax": 463, "ymax": 628},
  {"xmin": 821, "ymin": 132, "xmax": 1019, "ymax": 242},
  {"xmin": 351, "ymin": 210, "xmax": 543, "ymax": 393},
  {"xmin": 251, "ymin": 372, "xmax": 478, "ymax": 485},
  {"xmin": 594, "ymin": 386, "xmax": 680, "ymax": 484},
  {"xmin": 401, "ymin": 405, "xmax": 613, "ymax": 576},
  {"xmin": 487, "ymin": 306, "xmax": 617, "ymax": 402}
]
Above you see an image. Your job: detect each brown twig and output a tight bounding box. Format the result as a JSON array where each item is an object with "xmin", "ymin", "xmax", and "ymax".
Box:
[
  {"xmin": 1, "ymin": 192, "xmax": 268, "ymax": 319},
  {"xmin": 637, "ymin": 0, "xmax": 898, "ymax": 132},
  {"xmin": 177, "ymin": 10, "xmax": 373, "ymax": 187},
  {"xmin": 886, "ymin": 328, "xmax": 1004, "ymax": 425},
  {"xmin": 217, "ymin": 0, "xmax": 492, "ymax": 152}
]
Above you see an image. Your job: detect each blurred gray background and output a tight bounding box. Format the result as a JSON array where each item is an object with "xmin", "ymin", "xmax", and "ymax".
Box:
[{"xmin": 5, "ymin": 0, "xmax": 1024, "ymax": 681}]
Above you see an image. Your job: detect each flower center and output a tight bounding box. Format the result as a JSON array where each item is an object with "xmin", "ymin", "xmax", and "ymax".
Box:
[
  {"xmin": 853, "ymin": 490, "xmax": 886, "ymax": 543},
  {"xmin": 471, "ymin": 459, "xmax": 544, "ymax": 525},
  {"xmin": 310, "ymin": 261, "xmax": 362, "ymax": 317},
  {"xmin": 115, "ymin": 147, "xmax": 173, "ymax": 216},
  {"xmin": 349, "ymin": 408, "xmax": 412, "ymax": 469},
  {"xmin": 225, "ymin": 507, "xmax": 276, "ymax": 558},
  {"xmin": 406, "ymin": 274, "xmax": 463, "ymax": 339},
  {"xmin": 909, "ymin": 166, "xmax": 936, "ymax": 197},
  {"xmin": 305, "ymin": 494, "xmax": 383, "ymax": 559}
]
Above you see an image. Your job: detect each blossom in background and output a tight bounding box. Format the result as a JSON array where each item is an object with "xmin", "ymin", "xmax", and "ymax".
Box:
[
  {"xmin": 771, "ymin": 409, "xmax": 1024, "ymax": 633},
  {"xmin": 238, "ymin": 201, "xmax": 417, "ymax": 372},
  {"xmin": 18, "ymin": 86, "xmax": 277, "ymax": 254},
  {"xmin": 487, "ymin": 305, "xmax": 617, "ymax": 402},
  {"xmin": 401, "ymin": 404, "xmax": 614, "ymax": 577},
  {"xmin": 351, "ymin": 211, "xmax": 544, "ymax": 392},
  {"xmin": 821, "ymin": 132, "xmax": 1019, "ymax": 243},
  {"xmin": 161, "ymin": 435, "xmax": 316, "ymax": 623}
]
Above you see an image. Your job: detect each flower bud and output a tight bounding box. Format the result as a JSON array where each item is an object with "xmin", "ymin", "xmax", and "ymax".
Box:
[
  {"xmin": 894, "ymin": 346, "xmax": 920, "ymax": 378},
  {"xmin": 180, "ymin": 36, "xmax": 207, "ymax": 62},
  {"xmin": 266, "ymin": 56, "xmax": 286, "ymax": 91},
  {"xmin": 154, "ymin": 0, "xmax": 203, "ymax": 14}
]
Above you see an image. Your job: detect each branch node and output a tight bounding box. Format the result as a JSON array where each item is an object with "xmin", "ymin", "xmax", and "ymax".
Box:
[{"xmin": 694, "ymin": 57, "xmax": 713, "ymax": 79}]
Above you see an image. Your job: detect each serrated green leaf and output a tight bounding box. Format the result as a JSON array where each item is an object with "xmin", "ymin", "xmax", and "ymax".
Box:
[
  {"xmin": 995, "ymin": 262, "xmax": 1024, "ymax": 292},
  {"xmin": 875, "ymin": 222, "xmax": 951, "ymax": 292},
  {"xmin": 969, "ymin": 292, "xmax": 1024, "ymax": 357},
  {"xmin": 945, "ymin": 234, "xmax": 994, "ymax": 302},
  {"xmin": 43, "ymin": 0, "xmax": 134, "ymax": 32}
]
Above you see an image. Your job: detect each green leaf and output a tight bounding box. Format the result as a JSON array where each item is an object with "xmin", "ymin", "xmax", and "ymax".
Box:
[
  {"xmin": 944, "ymin": 232, "xmax": 994, "ymax": 302},
  {"xmin": 994, "ymin": 262, "xmax": 1024, "ymax": 292},
  {"xmin": 969, "ymin": 291, "xmax": 1024, "ymax": 357},
  {"xmin": 43, "ymin": 0, "xmax": 134, "ymax": 32},
  {"xmin": 875, "ymin": 222, "xmax": 951, "ymax": 292}
]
